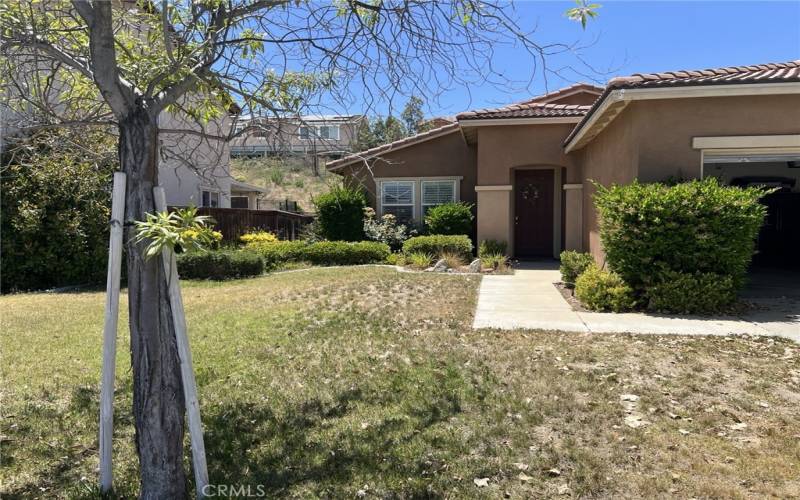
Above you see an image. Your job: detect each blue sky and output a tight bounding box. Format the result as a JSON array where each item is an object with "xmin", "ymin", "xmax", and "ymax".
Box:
[{"xmin": 377, "ymin": 1, "xmax": 800, "ymax": 117}]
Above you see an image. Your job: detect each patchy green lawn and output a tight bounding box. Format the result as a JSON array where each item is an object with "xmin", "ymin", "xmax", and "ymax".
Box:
[{"xmin": 2, "ymin": 267, "xmax": 799, "ymax": 498}]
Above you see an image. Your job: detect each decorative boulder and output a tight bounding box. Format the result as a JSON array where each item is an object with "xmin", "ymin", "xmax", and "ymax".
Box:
[
  {"xmin": 432, "ymin": 259, "xmax": 448, "ymax": 272},
  {"xmin": 468, "ymin": 258, "xmax": 481, "ymax": 273}
]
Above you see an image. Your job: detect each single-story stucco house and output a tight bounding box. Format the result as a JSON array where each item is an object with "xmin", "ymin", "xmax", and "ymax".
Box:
[{"xmin": 327, "ymin": 60, "xmax": 800, "ymax": 266}]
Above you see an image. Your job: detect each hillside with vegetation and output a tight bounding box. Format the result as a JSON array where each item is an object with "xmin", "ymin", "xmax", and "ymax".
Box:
[{"xmin": 230, "ymin": 156, "xmax": 340, "ymax": 213}]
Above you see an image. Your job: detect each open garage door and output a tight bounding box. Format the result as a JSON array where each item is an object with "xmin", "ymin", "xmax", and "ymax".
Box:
[{"xmin": 704, "ymin": 151, "xmax": 800, "ymax": 269}]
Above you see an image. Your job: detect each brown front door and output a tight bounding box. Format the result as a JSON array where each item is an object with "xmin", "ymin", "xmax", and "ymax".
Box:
[{"xmin": 514, "ymin": 169, "xmax": 554, "ymax": 258}]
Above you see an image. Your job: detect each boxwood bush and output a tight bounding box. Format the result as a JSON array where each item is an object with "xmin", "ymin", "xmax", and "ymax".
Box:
[
  {"xmin": 574, "ymin": 264, "xmax": 635, "ymax": 313},
  {"xmin": 247, "ymin": 240, "xmax": 390, "ymax": 268},
  {"xmin": 559, "ymin": 250, "xmax": 594, "ymax": 287},
  {"xmin": 402, "ymin": 235, "xmax": 473, "ymax": 261},
  {"xmin": 177, "ymin": 250, "xmax": 264, "ymax": 280},
  {"xmin": 594, "ymin": 178, "xmax": 768, "ymax": 293},
  {"xmin": 424, "ymin": 202, "xmax": 474, "ymax": 235},
  {"xmin": 646, "ymin": 271, "xmax": 737, "ymax": 315},
  {"xmin": 312, "ymin": 185, "xmax": 367, "ymax": 241}
]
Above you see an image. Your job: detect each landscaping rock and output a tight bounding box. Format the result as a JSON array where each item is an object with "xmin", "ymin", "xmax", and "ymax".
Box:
[
  {"xmin": 432, "ymin": 259, "xmax": 448, "ymax": 272},
  {"xmin": 469, "ymin": 258, "xmax": 481, "ymax": 273}
]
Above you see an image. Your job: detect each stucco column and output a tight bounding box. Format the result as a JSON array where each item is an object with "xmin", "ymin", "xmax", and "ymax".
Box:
[
  {"xmin": 475, "ymin": 185, "xmax": 513, "ymax": 250},
  {"xmin": 562, "ymin": 183, "xmax": 583, "ymax": 251}
]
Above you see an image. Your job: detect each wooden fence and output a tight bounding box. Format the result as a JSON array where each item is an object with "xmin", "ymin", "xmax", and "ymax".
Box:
[{"xmin": 172, "ymin": 206, "xmax": 314, "ymax": 241}]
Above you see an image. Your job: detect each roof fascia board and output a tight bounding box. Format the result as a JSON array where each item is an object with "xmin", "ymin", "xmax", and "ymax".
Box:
[
  {"xmin": 459, "ymin": 117, "xmax": 582, "ymax": 127},
  {"xmin": 536, "ymin": 87, "xmax": 603, "ymax": 104},
  {"xmin": 565, "ymin": 82, "xmax": 800, "ymax": 153},
  {"xmin": 327, "ymin": 127, "xmax": 460, "ymax": 171}
]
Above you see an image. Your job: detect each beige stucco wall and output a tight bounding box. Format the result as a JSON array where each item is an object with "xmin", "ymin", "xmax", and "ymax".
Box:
[
  {"xmin": 475, "ymin": 124, "xmax": 579, "ymax": 257},
  {"xmin": 340, "ymin": 130, "xmax": 477, "ymax": 213},
  {"xmin": 633, "ymin": 94, "xmax": 800, "ymax": 182}
]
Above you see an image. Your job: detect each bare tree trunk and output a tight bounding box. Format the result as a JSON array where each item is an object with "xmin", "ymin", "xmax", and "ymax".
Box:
[{"xmin": 119, "ymin": 105, "xmax": 188, "ymax": 499}]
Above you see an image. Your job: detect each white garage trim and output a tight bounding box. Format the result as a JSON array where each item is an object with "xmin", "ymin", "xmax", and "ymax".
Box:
[{"xmin": 693, "ymin": 135, "xmax": 800, "ymax": 150}]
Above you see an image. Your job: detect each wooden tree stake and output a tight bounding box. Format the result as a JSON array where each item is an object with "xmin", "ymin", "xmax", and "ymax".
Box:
[
  {"xmin": 153, "ymin": 187, "xmax": 209, "ymax": 498},
  {"xmin": 99, "ymin": 171, "xmax": 126, "ymax": 493}
]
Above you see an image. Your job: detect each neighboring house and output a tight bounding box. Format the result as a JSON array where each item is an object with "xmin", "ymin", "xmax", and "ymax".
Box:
[
  {"xmin": 229, "ymin": 114, "xmax": 364, "ymax": 158},
  {"xmin": 328, "ymin": 61, "xmax": 800, "ymax": 267}
]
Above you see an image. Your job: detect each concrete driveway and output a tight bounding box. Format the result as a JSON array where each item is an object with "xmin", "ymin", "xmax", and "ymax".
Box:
[{"xmin": 472, "ymin": 261, "xmax": 800, "ymax": 343}]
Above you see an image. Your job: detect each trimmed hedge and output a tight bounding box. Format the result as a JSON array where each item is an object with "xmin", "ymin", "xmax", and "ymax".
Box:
[
  {"xmin": 247, "ymin": 240, "xmax": 390, "ymax": 268},
  {"xmin": 594, "ymin": 178, "xmax": 768, "ymax": 292},
  {"xmin": 559, "ymin": 250, "xmax": 594, "ymax": 287},
  {"xmin": 312, "ymin": 186, "xmax": 367, "ymax": 241},
  {"xmin": 574, "ymin": 264, "xmax": 635, "ymax": 313},
  {"xmin": 402, "ymin": 234, "xmax": 473, "ymax": 261},
  {"xmin": 177, "ymin": 250, "xmax": 264, "ymax": 280},
  {"xmin": 424, "ymin": 202, "xmax": 474, "ymax": 235},
  {"xmin": 645, "ymin": 271, "xmax": 737, "ymax": 315}
]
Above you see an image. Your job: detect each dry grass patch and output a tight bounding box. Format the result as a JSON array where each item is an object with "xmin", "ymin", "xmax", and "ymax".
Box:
[{"xmin": 1, "ymin": 267, "xmax": 798, "ymax": 498}]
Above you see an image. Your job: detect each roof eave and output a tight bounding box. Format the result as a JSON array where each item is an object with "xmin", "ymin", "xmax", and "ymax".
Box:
[
  {"xmin": 564, "ymin": 81, "xmax": 800, "ymax": 153},
  {"xmin": 459, "ymin": 116, "xmax": 583, "ymax": 127},
  {"xmin": 326, "ymin": 124, "xmax": 461, "ymax": 171}
]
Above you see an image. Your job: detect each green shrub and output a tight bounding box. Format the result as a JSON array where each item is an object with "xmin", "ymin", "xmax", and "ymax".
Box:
[
  {"xmin": 594, "ymin": 178, "xmax": 768, "ymax": 292},
  {"xmin": 1, "ymin": 129, "xmax": 116, "ymax": 292},
  {"xmin": 478, "ymin": 239, "xmax": 507, "ymax": 258},
  {"xmin": 559, "ymin": 250, "xmax": 595, "ymax": 287},
  {"xmin": 424, "ymin": 202, "xmax": 474, "ymax": 235},
  {"xmin": 312, "ymin": 185, "xmax": 368, "ymax": 241},
  {"xmin": 645, "ymin": 271, "xmax": 737, "ymax": 314},
  {"xmin": 406, "ymin": 251, "xmax": 434, "ymax": 269},
  {"xmin": 481, "ymin": 253, "xmax": 507, "ymax": 271},
  {"xmin": 574, "ymin": 264, "xmax": 635, "ymax": 313},
  {"xmin": 177, "ymin": 250, "xmax": 264, "ymax": 280},
  {"xmin": 247, "ymin": 240, "xmax": 389, "ymax": 268},
  {"xmin": 300, "ymin": 241, "xmax": 390, "ymax": 266},
  {"xmin": 385, "ymin": 252, "xmax": 406, "ymax": 266},
  {"xmin": 402, "ymin": 235, "xmax": 473, "ymax": 261}
]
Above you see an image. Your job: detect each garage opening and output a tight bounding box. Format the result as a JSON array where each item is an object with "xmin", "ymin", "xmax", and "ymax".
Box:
[{"xmin": 704, "ymin": 152, "xmax": 800, "ymax": 274}]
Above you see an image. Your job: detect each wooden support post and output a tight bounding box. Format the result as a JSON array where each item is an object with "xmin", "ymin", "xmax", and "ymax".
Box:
[
  {"xmin": 153, "ymin": 187, "xmax": 209, "ymax": 498},
  {"xmin": 99, "ymin": 172, "xmax": 126, "ymax": 494}
]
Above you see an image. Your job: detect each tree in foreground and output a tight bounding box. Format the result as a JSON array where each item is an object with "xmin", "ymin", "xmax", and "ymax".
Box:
[{"xmin": 1, "ymin": 0, "xmax": 596, "ymax": 496}]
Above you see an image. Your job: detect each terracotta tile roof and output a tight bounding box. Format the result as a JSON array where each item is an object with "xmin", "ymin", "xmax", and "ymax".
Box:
[
  {"xmin": 326, "ymin": 122, "xmax": 460, "ymax": 170},
  {"xmin": 607, "ymin": 60, "xmax": 800, "ymax": 89},
  {"xmin": 523, "ymin": 83, "xmax": 604, "ymax": 104},
  {"xmin": 456, "ymin": 102, "xmax": 591, "ymax": 121}
]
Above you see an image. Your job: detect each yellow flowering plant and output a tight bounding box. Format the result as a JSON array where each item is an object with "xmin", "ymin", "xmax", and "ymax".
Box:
[{"xmin": 239, "ymin": 231, "xmax": 278, "ymax": 245}]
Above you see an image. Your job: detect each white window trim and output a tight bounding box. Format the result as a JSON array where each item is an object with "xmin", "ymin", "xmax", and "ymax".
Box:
[
  {"xmin": 299, "ymin": 124, "xmax": 341, "ymax": 141},
  {"xmin": 378, "ymin": 179, "xmax": 416, "ymax": 220},
  {"xmin": 376, "ymin": 176, "xmax": 463, "ymax": 221},
  {"xmin": 694, "ymin": 135, "xmax": 800, "ymax": 179},
  {"xmin": 200, "ymin": 189, "xmax": 221, "ymax": 208},
  {"xmin": 421, "ymin": 179, "xmax": 459, "ymax": 215}
]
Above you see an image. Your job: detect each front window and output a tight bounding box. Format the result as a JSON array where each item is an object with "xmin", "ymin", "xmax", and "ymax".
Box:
[
  {"xmin": 381, "ymin": 181, "xmax": 414, "ymax": 223},
  {"xmin": 422, "ymin": 180, "xmax": 456, "ymax": 215},
  {"xmin": 299, "ymin": 126, "xmax": 310, "ymax": 139},
  {"xmin": 318, "ymin": 125, "xmax": 340, "ymax": 140},
  {"xmin": 201, "ymin": 190, "xmax": 220, "ymax": 208}
]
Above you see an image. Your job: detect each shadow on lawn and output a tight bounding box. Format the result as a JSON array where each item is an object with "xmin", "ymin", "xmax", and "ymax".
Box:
[{"xmin": 204, "ymin": 385, "xmax": 463, "ymax": 497}]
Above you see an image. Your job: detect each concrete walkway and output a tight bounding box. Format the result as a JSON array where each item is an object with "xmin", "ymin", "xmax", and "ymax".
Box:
[{"xmin": 472, "ymin": 261, "xmax": 800, "ymax": 343}]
